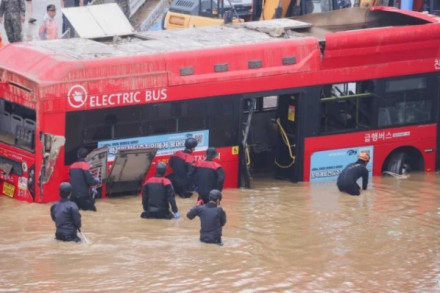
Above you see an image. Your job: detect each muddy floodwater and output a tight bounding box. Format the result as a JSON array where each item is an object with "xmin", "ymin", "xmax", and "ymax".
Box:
[{"xmin": 1, "ymin": 173, "xmax": 440, "ymax": 292}]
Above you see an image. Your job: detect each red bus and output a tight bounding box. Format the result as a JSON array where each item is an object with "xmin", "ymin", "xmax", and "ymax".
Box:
[{"xmin": 0, "ymin": 7, "xmax": 439, "ymax": 202}]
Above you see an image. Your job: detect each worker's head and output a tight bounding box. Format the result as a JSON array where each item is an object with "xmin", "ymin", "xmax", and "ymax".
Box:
[
  {"xmin": 77, "ymin": 148, "xmax": 89, "ymax": 160},
  {"xmin": 184, "ymin": 137, "xmax": 198, "ymax": 150},
  {"xmin": 358, "ymin": 151, "xmax": 370, "ymax": 163},
  {"xmin": 155, "ymin": 162, "xmax": 167, "ymax": 176},
  {"xmin": 59, "ymin": 182, "xmax": 72, "ymax": 198},
  {"xmin": 205, "ymin": 147, "xmax": 218, "ymax": 160},
  {"xmin": 209, "ymin": 189, "xmax": 222, "ymax": 203}
]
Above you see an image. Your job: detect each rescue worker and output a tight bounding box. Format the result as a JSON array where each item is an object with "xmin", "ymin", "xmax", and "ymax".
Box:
[
  {"xmin": 0, "ymin": 0, "xmax": 26, "ymax": 43},
  {"xmin": 69, "ymin": 148, "xmax": 100, "ymax": 211},
  {"xmin": 191, "ymin": 147, "xmax": 225, "ymax": 205},
  {"xmin": 187, "ymin": 189, "xmax": 226, "ymax": 246},
  {"xmin": 141, "ymin": 162, "xmax": 180, "ymax": 219},
  {"xmin": 168, "ymin": 137, "xmax": 198, "ymax": 198},
  {"xmin": 50, "ymin": 182, "xmax": 82, "ymax": 242},
  {"xmin": 337, "ymin": 151, "xmax": 370, "ymax": 196}
]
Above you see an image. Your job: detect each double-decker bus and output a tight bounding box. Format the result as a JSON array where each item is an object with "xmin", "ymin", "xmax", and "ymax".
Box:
[{"xmin": 0, "ymin": 7, "xmax": 439, "ymax": 203}]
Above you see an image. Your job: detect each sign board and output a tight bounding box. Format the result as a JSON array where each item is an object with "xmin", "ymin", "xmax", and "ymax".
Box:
[{"xmin": 310, "ymin": 146, "xmax": 374, "ymax": 182}]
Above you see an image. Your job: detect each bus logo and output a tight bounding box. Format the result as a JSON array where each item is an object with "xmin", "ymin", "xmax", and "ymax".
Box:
[{"xmin": 68, "ymin": 85, "xmax": 88, "ymax": 108}]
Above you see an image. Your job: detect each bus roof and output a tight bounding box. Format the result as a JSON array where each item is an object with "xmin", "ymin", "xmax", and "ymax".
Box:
[{"xmin": 0, "ymin": 7, "xmax": 439, "ymax": 84}]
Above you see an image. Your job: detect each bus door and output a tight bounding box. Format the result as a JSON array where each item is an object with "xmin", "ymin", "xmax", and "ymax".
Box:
[
  {"xmin": 105, "ymin": 148, "xmax": 158, "ymax": 197},
  {"xmin": 274, "ymin": 94, "xmax": 297, "ymax": 181},
  {"xmin": 240, "ymin": 94, "xmax": 298, "ymax": 186}
]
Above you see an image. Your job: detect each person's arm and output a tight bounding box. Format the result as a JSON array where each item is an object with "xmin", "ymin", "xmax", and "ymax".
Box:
[
  {"xmin": 79, "ymin": 0, "xmax": 84, "ymax": 6},
  {"xmin": 219, "ymin": 208, "xmax": 226, "ymax": 226},
  {"xmin": 50, "ymin": 204, "xmax": 57, "ymax": 221},
  {"xmin": 84, "ymin": 167, "xmax": 98, "ymax": 187},
  {"xmin": 166, "ymin": 184, "xmax": 178, "ymax": 213},
  {"xmin": 186, "ymin": 206, "xmax": 199, "ymax": 220},
  {"xmin": 168, "ymin": 156, "xmax": 175, "ymax": 168},
  {"xmin": 186, "ymin": 162, "xmax": 195, "ymax": 180},
  {"xmin": 188, "ymin": 164, "xmax": 196, "ymax": 181},
  {"xmin": 71, "ymin": 205, "xmax": 81, "ymax": 229},
  {"xmin": 216, "ymin": 167, "xmax": 225, "ymax": 191},
  {"xmin": 39, "ymin": 21, "xmax": 46, "ymax": 39},
  {"xmin": 60, "ymin": 0, "xmax": 65, "ymax": 8}
]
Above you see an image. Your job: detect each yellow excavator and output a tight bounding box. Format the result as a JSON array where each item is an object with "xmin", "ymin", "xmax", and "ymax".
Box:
[
  {"xmin": 163, "ymin": 0, "xmax": 308, "ymax": 29},
  {"xmin": 163, "ymin": 0, "xmax": 394, "ymax": 30}
]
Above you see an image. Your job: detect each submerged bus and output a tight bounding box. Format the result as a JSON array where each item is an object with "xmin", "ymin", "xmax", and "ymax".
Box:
[{"xmin": 0, "ymin": 7, "xmax": 439, "ymax": 202}]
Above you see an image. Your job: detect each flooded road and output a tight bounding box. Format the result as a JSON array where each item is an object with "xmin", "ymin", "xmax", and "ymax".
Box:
[{"xmin": 1, "ymin": 173, "xmax": 440, "ymax": 292}]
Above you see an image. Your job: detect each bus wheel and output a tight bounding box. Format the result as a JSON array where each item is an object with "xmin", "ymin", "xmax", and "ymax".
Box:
[{"xmin": 385, "ymin": 152, "xmax": 412, "ymax": 175}]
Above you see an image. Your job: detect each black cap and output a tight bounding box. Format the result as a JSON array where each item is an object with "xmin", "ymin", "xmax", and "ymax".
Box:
[
  {"xmin": 155, "ymin": 162, "xmax": 167, "ymax": 176},
  {"xmin": 209, "ymin": 189, "xmax": 222, "ymax": 202},
  {"xmin": 59, "ymin": 182, "xmax": 72, "ymax": 198},
  {"xmin": 77, "ymin": 148, "xmax": 88, "ymax": 159},
  {"xmin": 184, "ymin": 137, "xmax": 198, "ymax": 149}
]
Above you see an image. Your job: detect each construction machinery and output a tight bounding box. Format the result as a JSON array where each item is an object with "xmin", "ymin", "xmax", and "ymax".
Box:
[
  {"xmin": 163, "ymin": 0, "xmax": 435, "ymax": 30},
  {"xmin": 163, "ymin": 0, "xmax": 314, "ymax": 29}
]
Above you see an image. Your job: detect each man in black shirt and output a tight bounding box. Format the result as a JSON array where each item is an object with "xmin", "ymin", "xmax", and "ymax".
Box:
[
  {"xmin": 337, "ymin": 151, "xmax": 370, "ymax": 196},
  {"xmin": 50, "ymin": 182, "xmax": 82, "ymax": 242},
  {"xmin": 141, "ymin": 162, "xmax": 180, "ymax": 219},
  {"xmin": 192, "ymin": 147, "xmax": 225, "ymax": 204},
  {"xmin": 69, "ymin": 148, "xmax": 99, "ymax": 211},
  {"xmin": 168, "ymin": 137, "xmax": 198, "ymax": 198},
  {"xmin": 187, "ymin": 189, "xmax": 226, "ymax": 245}
]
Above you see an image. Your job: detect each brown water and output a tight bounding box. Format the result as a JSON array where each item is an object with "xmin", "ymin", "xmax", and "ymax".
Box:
[{"xmin": 1, "ymin": 173, "xmax": 440, "ymax": 292}]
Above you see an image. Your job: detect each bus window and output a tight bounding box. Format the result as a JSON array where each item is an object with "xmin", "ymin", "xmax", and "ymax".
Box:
[
  {"xmin": 65, "ymin": 96, "xmax": 240, "ymax": 165},
  {"xmin": 320, "ymin": 81, "xmax": 373, "ymax": 133},
  {"xmin": 177, "ymin": 100, "xmax": 208, "ymax": 132},
  {"xmin": 378, "ymin": 76, "xmax": 432, "ymax": 127},
  {"xmin": 208, "ymin": 97, "xmax": 238, "ymax": 147},
  {"xmin": 0, "ymin": 98, "xmax": 36, "ymax": 152}
]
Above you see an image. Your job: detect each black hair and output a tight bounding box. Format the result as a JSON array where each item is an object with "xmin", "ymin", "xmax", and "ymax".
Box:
[
  {"xmin": 205, "ymin": 147, "xmax": 218, "ymax": 160},
  {"xmin": 47, "ymin": 4, "xmax": 56, "ymax": 11},
  {"xmin": 77, "ymin": 147, "xmax": 88, "ymax": 159}
]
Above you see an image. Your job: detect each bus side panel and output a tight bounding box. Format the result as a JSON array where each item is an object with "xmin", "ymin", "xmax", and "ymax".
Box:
[{"xmin": 303, "ymin": 124, "xmax": 437, "ymax": 181}]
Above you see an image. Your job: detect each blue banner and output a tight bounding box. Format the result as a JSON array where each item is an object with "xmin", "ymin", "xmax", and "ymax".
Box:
[
  {"xmin": 310, "ymin": 146, "xmax": 373, "ymax": 182},
  {"xmin": 98, "ymin": 130, "xmax": 209, "ymax": 161}
]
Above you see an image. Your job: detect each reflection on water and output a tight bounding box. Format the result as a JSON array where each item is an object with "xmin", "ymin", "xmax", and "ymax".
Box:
[{"xmin": 1, "ymin": 173, "xmax": 440, "ymax": 292}]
